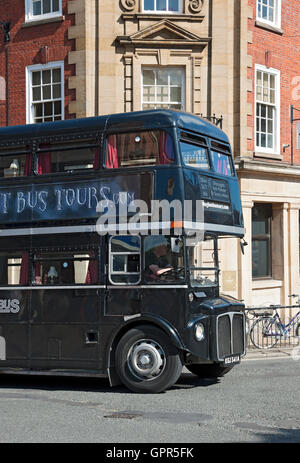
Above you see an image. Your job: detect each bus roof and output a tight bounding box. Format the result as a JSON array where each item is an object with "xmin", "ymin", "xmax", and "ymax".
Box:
[{"xmin": 0, "ymin": 110, "xmax": 229, "ymax": 147}]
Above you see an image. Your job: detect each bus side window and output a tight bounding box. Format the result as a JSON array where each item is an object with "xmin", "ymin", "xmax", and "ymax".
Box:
[
  {"xmin": 0, "ymin": 153, "xmax": 32, "ymax": 177},
  {"xmin": 109, "ymin": 236, "xmax": 141, "ymax": 285},
  {"xmin": 0, "ymin": 252, "xmax": 29, "ymax": 286},
  {"xmin": 105, "ymin": 130, "xmax": 174, "ymax": 169},
  {"xmin": 33, "ymin": 250, "xmax": 99, "ymax": 285},
  {"xmin": 36, "ymin": 143, "xmax": 100, "ymax": 174},
  {"xmin": 210, "ymin": 150, "xmax": 233, "ymax": 177}
]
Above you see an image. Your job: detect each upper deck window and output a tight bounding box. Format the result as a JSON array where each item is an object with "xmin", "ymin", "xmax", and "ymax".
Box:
[
  {"xmin": 36, "ymin": 144, "xmax": 99, "ymax": 174},
  {"xmin": 180, "ymin": 141, "xmax": 210, "ymax": 170},
  {"xmin": 0, "ymin": 152, "xmax": 32, "ymax": 178},
  {"xmin": 143, "ymin": 0, "xmax": 182, "ymax": 13},
  {"xmin": 105, "ymin": 130, "xmax": 174, "ymax": 169},
  {"xmin": 210, "ymin": 151, "xmax": 234, "ymax": 177}
]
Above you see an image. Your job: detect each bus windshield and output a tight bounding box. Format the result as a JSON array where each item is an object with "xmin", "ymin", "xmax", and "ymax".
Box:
[{"xmin": 188, "ymin": 237, "xmax": 218, "ymax": 288}]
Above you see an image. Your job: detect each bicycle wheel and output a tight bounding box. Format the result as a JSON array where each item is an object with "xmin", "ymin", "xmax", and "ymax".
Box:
[{"xmin": 250, "ymin": 317, "xmax": 281, "ymax": 349}]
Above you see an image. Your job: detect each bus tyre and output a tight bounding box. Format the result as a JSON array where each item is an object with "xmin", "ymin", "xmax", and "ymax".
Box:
[
  {"xmin": 115, "ymin": 325, "xmax": 182, "ymax": 393},
  {"xmin": 186, "ymin": 363, "xmax": 234, "ymax": 378}
]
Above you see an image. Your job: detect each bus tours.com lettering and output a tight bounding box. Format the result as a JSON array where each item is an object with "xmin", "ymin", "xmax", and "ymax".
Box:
[{"xmin": 0, "ymin": 186, "xmax": 135, "ymax": 215}]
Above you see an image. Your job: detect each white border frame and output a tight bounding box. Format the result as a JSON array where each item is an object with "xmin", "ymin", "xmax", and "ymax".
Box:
[
  {"xmin": 26, "ymin": 61, "xmax": 65, "ymax": 124},
  {"xmin": 25, "ymin": 0, "xmax": 62, "ymax": 22},
  {"xmin": 255, "ymin": 64, "xmax": 280, "ymax": 155},
  {"xmin": 256, "ymin": 0, "xmax": 282, "ymax": 29}
]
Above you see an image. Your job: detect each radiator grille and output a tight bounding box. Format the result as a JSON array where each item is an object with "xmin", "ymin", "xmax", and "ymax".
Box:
[{"xmin": 217, "ymin": 312, "xmax": 245, "ymax": 360}]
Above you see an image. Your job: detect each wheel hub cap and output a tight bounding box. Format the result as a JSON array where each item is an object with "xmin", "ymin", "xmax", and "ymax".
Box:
[{"xmin": 128, "ymin": 340, "xmax": 166, "ymax": 380}]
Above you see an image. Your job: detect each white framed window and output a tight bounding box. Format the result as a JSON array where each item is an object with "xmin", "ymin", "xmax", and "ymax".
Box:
[
  {"xmin": 143, "ymin": 0, "xmax": 183, "ymax": 14},
  {"xmin": 142, "ymin": 67, "xmax": 184, "ymax": 110},
  {"xmin": 26, "ymin": 61, "xmax": 64, "ymax": 124},
  {"xmin": 25, "ymin": 0, "xmax": 62, "ymax": 22},
  {"xmin": 256, "ymin": 0, "xmax": 281, "ymax": 28},
  {"xmin": 255, "ymin": 65, "xmax": 280, "ymax": 154}
]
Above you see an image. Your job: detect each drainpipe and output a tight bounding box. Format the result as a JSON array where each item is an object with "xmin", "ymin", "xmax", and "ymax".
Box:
[{"xmin": 0, "ymin": 21, "xmax": 11, "ymax": 126}]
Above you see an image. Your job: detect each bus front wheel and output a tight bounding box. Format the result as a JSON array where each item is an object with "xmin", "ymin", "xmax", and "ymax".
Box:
[
  {"xmin": 115, "ymin": 325, "xmax": 182, "ymax": 393},
  {"xmin": 186, "ymin": 363, "xmax": 234, "ymax": 378}
]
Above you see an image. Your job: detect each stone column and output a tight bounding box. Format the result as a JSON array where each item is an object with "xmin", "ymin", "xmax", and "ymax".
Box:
[
  {"xmin": 287, "ymin": 203, "xmax": 300, "ymax": 318},
  {"xmin": 238, "ymin": 200, "xmax": 253, "ymax": 306}
]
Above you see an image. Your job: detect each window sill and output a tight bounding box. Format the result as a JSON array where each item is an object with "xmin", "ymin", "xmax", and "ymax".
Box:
[
  {"xmin": 22, "ymin": 15, "xmax": 65, "ymax": 28},
  {"xmin": 255, "ymin": 20, "xmax": 283, "ymax": 35},
  {"xmin": 252, "ymin": 279, "xmax": 283, "ymax": 289},
  {"xmin": 254, "ymin": 151, "xmax": 283, "ymax": 161},
  {"xmin": 122, "ymin": 13, "xmax": 204, "ymax": 21}
]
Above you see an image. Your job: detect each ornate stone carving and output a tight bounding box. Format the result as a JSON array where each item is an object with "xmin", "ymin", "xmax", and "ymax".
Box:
[
  {"xmin": 120, "ymin": 0, "xmax": 136, "ymax": 11},
  {"xmin": 188, "ymin": 0, "xmax": 204, "ymax": 14}
]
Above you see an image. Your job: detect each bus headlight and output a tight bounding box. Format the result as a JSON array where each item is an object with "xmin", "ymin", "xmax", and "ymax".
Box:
[{"xmin": 195, "ymin": 322, "xmax": 205, "ymax": 341}]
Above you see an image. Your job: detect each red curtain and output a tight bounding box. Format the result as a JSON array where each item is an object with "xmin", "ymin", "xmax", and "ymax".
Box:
[
  {"xmin": 37, "ymin": 144, "xmax": 52, "ymax": 174},
  {"xmin": 85, "ymin": 253, "xmax": 98, "ymax": 284},
  {"xmin": 106, "ymin": 135, "xmax": 119, "ymax": 168},
  {"xmin": 19, "ymin": 252, "xmax": 29, "ymax": 285},
  {"xmin": 34, "ymin": 257, "xmax": 42, "ymax": 285},
  {"xmin": 159, "ymin": 132, "xmax": 174, "ymax": 165},
  {"xmin": 93, "ymin": 148, "xmax": 100, "ymax": 169},
  {"xmin": 24, "ymin": 154, "xmax": 32, "ymax": 176},
  {"xmin": 37, "ymin": 152, "xmax": 51, "ymax": 174}
]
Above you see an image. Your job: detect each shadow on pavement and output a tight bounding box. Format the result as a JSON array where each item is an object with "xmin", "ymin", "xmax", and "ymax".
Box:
[{"xmin": 0, "ymin": 371, "xmax": 219, "ymax": 394}]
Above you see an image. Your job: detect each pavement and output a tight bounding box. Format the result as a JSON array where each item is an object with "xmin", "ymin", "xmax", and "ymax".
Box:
[{"xmin": 244, "ymin": 346, "xmax": 297, "ymax": 360}]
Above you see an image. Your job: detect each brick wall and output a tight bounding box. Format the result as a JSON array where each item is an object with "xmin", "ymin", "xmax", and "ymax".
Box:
[
  {"xmin": 248, "ymin": 0, "xmax": 300, "ymax": 164},
  {"xmin": 0, "ymin": 0, "xmax": 75, "ymax": 126}
]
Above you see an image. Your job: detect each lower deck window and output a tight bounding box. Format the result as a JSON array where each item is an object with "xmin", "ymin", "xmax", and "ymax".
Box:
[
  {"xmin": 0, "ymin": 252, "xmax": 29, "ymax": 286},
  {"xmin": 33, "ymin": 250, "xmax": 98, "ymax": 285},
  {"xmin": 109, "ymin": 236, "xmax": 141, "ymax": 285},
  {"xmin": 0, "ymin": 233, "xmax": 100, "ymax": 287}
]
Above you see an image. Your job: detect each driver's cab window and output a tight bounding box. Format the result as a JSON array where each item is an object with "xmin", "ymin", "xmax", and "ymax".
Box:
[
  {"xmin": 144, "ymin": 235, "xmax": 184, "ymax": 283},
  {"xmin": 188, "ymin": 237, "xmax": 218, "ymax": 287}
]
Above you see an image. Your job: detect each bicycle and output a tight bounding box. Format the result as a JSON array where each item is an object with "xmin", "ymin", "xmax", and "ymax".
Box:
[{"xmin": 249, "ymin": 296, "xmax": 300, "ymax": 349}]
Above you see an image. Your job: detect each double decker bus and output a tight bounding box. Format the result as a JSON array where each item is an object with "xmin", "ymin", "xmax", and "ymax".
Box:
[{"xmin": 0, "ymin": 110, "xmax": 245, "ymax": 393}]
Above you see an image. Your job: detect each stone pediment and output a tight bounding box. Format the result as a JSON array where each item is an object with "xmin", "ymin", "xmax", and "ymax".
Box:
[{"xmin": 117, "ymin": 19, "xmax": 210, "ymax": 47}]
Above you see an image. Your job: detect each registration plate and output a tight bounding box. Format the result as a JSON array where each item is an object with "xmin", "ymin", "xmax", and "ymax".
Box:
[{"xmin": 222, "ymin": 355, "xmax": 240, "ymax": 366}]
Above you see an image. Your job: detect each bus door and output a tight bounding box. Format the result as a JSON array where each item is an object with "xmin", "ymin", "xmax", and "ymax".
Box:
[
  {"xmin": 29, "ymin": 232, "xmax": 103, "ymax": 371},
  {"xmin": 0, "ymin": 235, "xmax": 30, "ymax": 369}
]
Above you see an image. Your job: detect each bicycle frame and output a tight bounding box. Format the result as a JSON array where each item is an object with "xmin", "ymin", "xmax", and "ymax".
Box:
[{"xmin": 262, "ymin": 309, "xmax": 300, "ymax": 337}]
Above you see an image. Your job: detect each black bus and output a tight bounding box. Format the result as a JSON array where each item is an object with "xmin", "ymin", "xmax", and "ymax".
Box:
[{"xmin": 0, "ymin": 110, "xmax": 245, "ymax": 393}]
